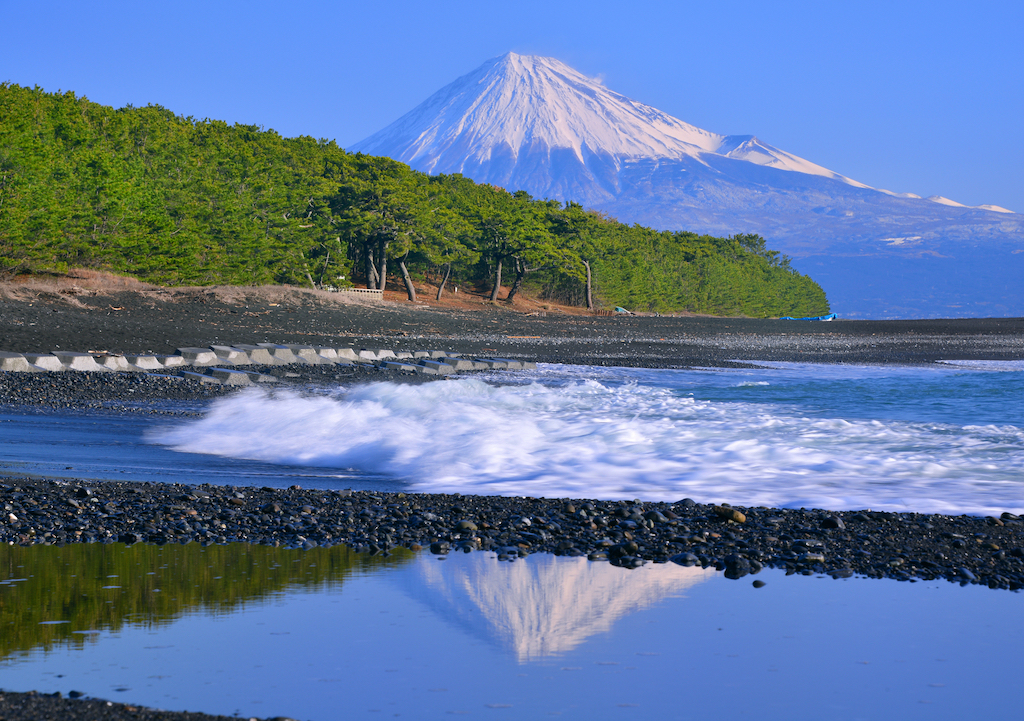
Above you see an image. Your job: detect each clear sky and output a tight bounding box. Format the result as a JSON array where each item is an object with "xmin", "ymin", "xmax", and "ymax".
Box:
[{"xmin": 4, "ymin": 0, "xmax": 1021, "ymax": 212}]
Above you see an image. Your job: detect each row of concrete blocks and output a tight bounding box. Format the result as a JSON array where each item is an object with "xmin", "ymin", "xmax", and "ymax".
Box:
[{"xmin": 0, "ymin": 343, "xmax": 537, "ymax": 384}]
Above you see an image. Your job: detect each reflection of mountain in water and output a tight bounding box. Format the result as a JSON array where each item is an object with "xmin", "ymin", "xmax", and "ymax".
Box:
[{"xmin": 406, "ymin": 554, "xmax": 715, "ymax": 662}]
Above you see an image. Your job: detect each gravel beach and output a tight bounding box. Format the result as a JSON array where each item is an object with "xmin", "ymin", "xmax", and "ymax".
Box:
[{"xmin": 2, "ymin": 282, "xmax": 1023, "ymax": 720}]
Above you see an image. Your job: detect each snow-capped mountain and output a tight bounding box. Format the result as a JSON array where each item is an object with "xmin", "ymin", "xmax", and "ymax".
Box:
[{"xmin": 352, "ymin": 53, "xmax": 1024, "ymax": 318}]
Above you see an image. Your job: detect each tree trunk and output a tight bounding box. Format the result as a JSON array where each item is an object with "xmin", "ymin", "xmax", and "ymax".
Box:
[
  {"xmin": 365, "ymin": 247, "xmax": 378, "ymax": 290},
  {"xmin": 489, "ymin": 257, "xmax": 503, "ymax": 301},
  {"xmin": 318, "ymin": 249, "xmax": 330, "ymax": 288},
  {"xmin": 377, "ymin": 238, "xmax": 389, "ymax": 292},
  {"xmin": 436, "ymin": 262, "xmax": 452, "ymax": 301},
  {"xmin": 506, "ymin": 258, "xmax": 526, "ymax": 303},
  {"xmin": 583, "ymin": 259, "xmax": 594, "ymax": 310},
  {"xmin": 399, "ymin": 258, "xmax": 416, "ymax": 302},
  {"xmin": 297, "ymin": 249, "xmax": 316, "ymax": 289}
]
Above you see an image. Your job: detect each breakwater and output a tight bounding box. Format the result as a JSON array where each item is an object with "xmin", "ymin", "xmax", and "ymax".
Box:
[{"xmin": 0, "ymin": 343, "xmax": 537, "ymax": 386}]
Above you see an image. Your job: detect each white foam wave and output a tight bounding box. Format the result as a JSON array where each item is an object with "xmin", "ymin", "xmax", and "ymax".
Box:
[
  {"xmin": 937, "ymin": 360, "xmax": 1024, "ymax": 372},
  {"xmin": 150, "ymin": 376, "xmax": 1024, "ymax": 516}
]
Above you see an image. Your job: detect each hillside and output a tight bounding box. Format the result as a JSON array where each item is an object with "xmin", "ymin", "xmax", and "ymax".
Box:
[
  {"xmin": 0, "ymin": 83, "xmax": 828, "ymax": 317},
  {"xmin": 353, "ymin": 52, "xmax": 1024, "ymax": 319}
]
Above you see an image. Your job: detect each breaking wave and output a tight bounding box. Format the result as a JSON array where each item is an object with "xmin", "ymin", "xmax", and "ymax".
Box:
[{"xmin": 150, "ymin": 367, "xmax": 1024, "ymax": 516}]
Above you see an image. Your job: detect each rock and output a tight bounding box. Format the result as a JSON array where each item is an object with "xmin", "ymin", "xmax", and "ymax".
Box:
[
  {"xmin": 713, "ymin": 505, "xmax": 746, "ymax": 523},
  {"xmin": 669, "ymin": 552, "xmax": 699, "ymax": 567},
  {"xmin": 724, "ymin": 554, "xmax": 751, "ymax": 579},
  {"xmin": 455, "ymin": 520, "xmax": 478, "ymax": 532},
  {"xmin": 429, "ymin": 541, "xmax": 450, "ymax": 555},
  {"xmin": 958, "ymin": 567, "xmax": 978, "ymax": 582},
  {"xmin": 752, "ymin": 580, "xmax": 766, "ymax": 588},
  {"xmin": 609, "ymin": 541, "xmax": 639, "ymax": 559},
  {"xmin": 820, "ymin": 516, "xmax": 846, "ymax": 529}
]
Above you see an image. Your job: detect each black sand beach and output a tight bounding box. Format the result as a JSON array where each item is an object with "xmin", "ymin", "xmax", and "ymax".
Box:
[
  {"xmin": 3, "ymin": 280, "xmax": 1023, "ymax": 369},
  {"xmin": 2, "ymin": 282, "xmax": 1023, "ymax": 720}
]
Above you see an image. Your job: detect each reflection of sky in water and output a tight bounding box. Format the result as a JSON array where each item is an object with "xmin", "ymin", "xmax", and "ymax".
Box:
[{"xmin": 2, "ymin": 548, "xmax": 1021, "ymax": 720}]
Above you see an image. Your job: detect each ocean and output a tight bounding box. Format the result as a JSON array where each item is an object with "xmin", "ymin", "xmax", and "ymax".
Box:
[{"xmin": 149, "ymin": 360, "xmax": 1024, "ymax": 517}]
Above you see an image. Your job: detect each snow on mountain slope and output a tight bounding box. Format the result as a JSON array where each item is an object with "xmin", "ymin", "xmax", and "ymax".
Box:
[{"xmin": 352, "ymin": 52, "xmax": 869, "ymax": 190}]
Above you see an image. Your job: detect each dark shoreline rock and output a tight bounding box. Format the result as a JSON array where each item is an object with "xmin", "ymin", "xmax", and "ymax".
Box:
[
  {"xmin": 2, "ymin": 476, "xmax": 1021, "ymax": 591},
  {"xmin": 0, "ymin": 689, "xmax": 293, "ymax": 721},
  {"xmin": 0, "ymin": 363, "xmax": 458, "ymax": 412}
]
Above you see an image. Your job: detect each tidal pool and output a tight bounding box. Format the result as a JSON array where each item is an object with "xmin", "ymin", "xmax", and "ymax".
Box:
[{"xmin": 0, "ymin": 542, "xmax": 1020, "ymax": 719}]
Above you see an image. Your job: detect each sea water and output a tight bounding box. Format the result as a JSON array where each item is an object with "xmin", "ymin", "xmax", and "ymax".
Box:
[{"xmin": 149, "ymin": 360, "xmax": 1024, "ymax": 516}]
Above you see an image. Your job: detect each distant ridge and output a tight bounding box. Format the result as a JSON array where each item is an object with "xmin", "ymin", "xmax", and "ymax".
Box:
[{"xmin": 353, "ymin": 52, "xmax": 1024, "ymax": 319}]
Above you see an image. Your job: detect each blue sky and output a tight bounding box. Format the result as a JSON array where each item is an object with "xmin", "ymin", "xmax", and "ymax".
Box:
[{"xmin": 4, "ymin": 0, "xmax": 1021, "ymax": 212}]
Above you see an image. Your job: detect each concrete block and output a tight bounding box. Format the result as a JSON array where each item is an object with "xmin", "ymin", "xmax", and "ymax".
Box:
[
  {"xmin": 334, "ymin": 348, "xmax": 360, "ymax": 362},
  {"xmin": 240, "ymin": 370, "xmax": 281, "ymax": 383},
  {"xmin": 230, "ymin": 345, "xmax": 279, "ymax": 365},
  {"xmin": 473, "ymin": 358, "xmax": 508, "ymax": 369},
  {"xmin": 23, "ymin": 354, "xmax": 65, "ymax": 371},
  {"xmin": 206, "ymin": 367, "xmax": 253, "ymax": 385},
  {"xmin": 176, "ymin": 348, "xmax": 219, "ymax": 366},
  {"xmin": 211, "ymin": 345, "xmax": 251, "ymax": 365},
  {"xmin": 382, "ymin": 361, "xmax": 420, "ymax": 373},
  {"xmin": 158, "ymin": 355, "xmax": 187, "ymax": 368},
  {"xmin": 284, "ymin": 345, "xmax": 329, "ymax": 364},
  {"xmin": 394, "ymin": 351, "xmax": 414, "ymax": 359},
  {"xmin": 358, "ymin": 349, "xmax": 396, "ymax": 361},
  {"xmin": 489, "ymin": 357, "xmax": 524, "ymax": 370},
  {"xmin": 52, "ymin": 351, "xmax": 108, "ymax": 372},
  {"xmin": 314, "ymin": 347, "xmax": 339, "ymax": 361},
  {"xmin": 0, "ymin": 352, "xmax": 43, "ymax": 373},
  {"xmin": 419, "ymin": 360, "xmax": 454, "ymax": 375},
  {"xmin": 520, "ymin": 361, "xmax": 538, "ymax": 370},
  {"xmin": 256, "ymin": 344, "xmax": 301, "ymax": 364},
  {"xmin": 412, "ymin": 351, "xmax": 432, "ymax": 358},
  {"xmin": 125, "ymin": 355, "xmax": 164, "ymax": 370},
  {"xmin": 96, "ymin": 355, "xmax": 132, "ymax": 371},
  {"xmin": 180, "ymin": 370, "xmax": 220, "ymax": 384},
  {"xmin": 439, "ymin": 358, "xmax": 479, "ymax": 371}
]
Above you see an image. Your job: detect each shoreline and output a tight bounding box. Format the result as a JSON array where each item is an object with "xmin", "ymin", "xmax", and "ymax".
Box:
[
  {"xmin": 2, "ymin": 476, "xmax": 1021, "ymax": 589},
  {"xmin": 3, "ymin": 287, "xmax": 1024, "ymax": 720},
  {"xmin": 3, "ymin": 282, "xmax": 1023, "ymax": 368}
]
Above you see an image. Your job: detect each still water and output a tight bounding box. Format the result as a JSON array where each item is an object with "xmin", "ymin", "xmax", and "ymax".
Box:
[{"xmin": 0, "ymin": 542, "xmax": 1020, "ymax": 720}]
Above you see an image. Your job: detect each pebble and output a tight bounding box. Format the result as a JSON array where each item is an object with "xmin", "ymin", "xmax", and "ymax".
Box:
[{"xmin": 0, "ymin": 477, "xmax": 1022, "ymax": 591}]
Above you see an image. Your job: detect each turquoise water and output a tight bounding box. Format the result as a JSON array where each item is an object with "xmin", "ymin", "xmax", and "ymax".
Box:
[
  {"xmin": 152, "ymin": 360, "xmax": 1024, "ymax": 515},
  {"xmin": 2, "ymin": 361, "xmax": 1022, "ymax": 514}
]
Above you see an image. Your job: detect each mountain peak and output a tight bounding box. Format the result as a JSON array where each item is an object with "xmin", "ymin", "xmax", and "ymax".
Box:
[
  {"xmin": 351, "ymin": 52, "xmax": 866, "ymax": 192},
  {"xmin": 351, "ymin": 52, "xmax": 725, "ymax": 170}
]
